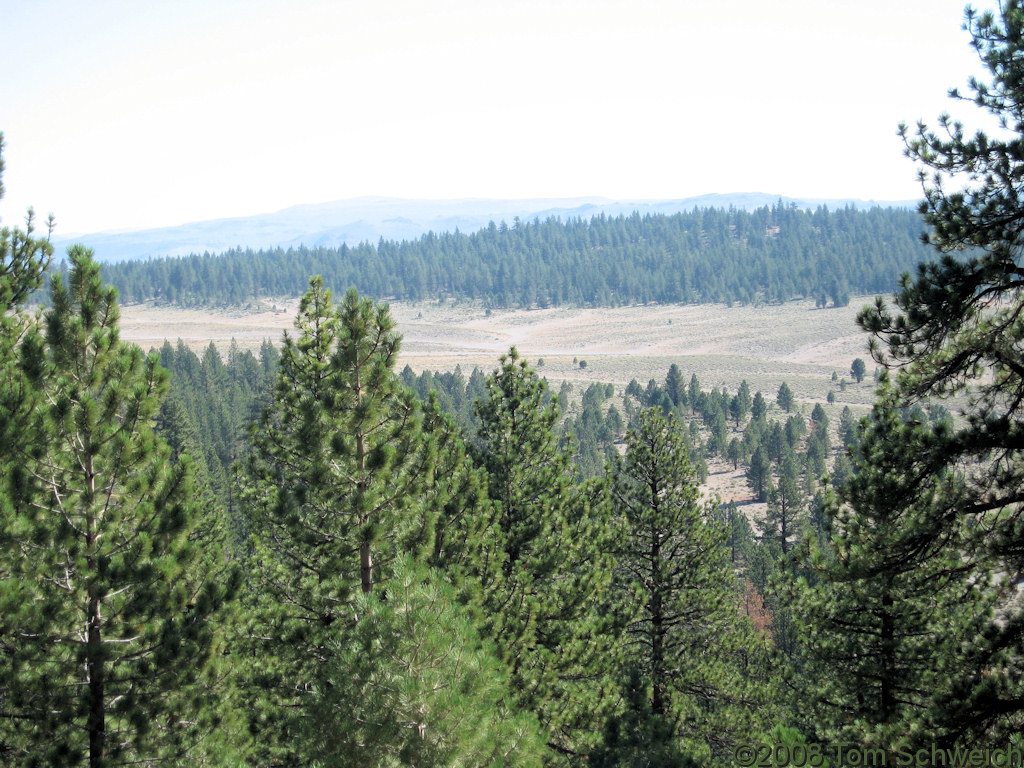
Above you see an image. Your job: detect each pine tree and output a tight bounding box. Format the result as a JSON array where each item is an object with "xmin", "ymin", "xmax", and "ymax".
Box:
[
  {"xmin": 850, "ymin": 357, "xmax": 867, "ymax": 384},
  {"xmin": 736, "ymin": 379, "xmax": 752, "ymax": 423},
  {"xmin": 810, "ymin": 402, "xmax": 827, "ymax": 427},
  {"xmin": 751, "ymin": 390, "xmax": 768, "ymax": 421},
  {"xmin": 687, "ymin": 373, "xmax": 700, "ymax": 411},
  {"xmin": 0, "ymin": 135, "xmax": 55, "ymax": 766},
  {"xmin": 240, "ymin": 279, "xmax": 438, "ymax": 762},
  {"xmin": 472, "ymin": 347, "xmax": 620, "ymax": 762},
  {"xmin": 0, "ymin": 247, "xmax": 238, "ymax": 766},
  {"xmin": 727, "ymin": 437, "xmax": 742, "ymax": 470},
  {"xmin": 858, "ymin": 0, "xmax": 1024, "ymax": 737},
  {"xmin": 588, "ymin": 670, "xmax": 698, "ymax": 768},
  {"xmin": 0, "ymin": 137, "xmax": 53, "ymax": 504},
  {"xmin": 776, "ymin": 381, "xmax": 794, "ymax": 413},
  {"xmin": 665, "ymin": 363, "xmax": 685, "ymax": 409},
  {"xmin": 746, "ymin": 447, "xmax": 771, "ymax": 502},
  {"xmin": 729, "ymin": 394, "xmax": 743, "ymax": 427},
  {"xmin": 838, "ymin": 405, "xmax": 859, "ymax": 448},
  {"xmin": 310, "ymin": 555, "xmax": 546, "ymax": 768},
  {"xmin": 761, "ymin": 454, "xmax": 804, "ymax": 555},
  {"xmin": 0, "ymin": 135, "xmax": 52, "ymax": 514},
  {"xmin": 421, "ymin": 391, "xmax": 509, "ymax": 618},
  {"xmin": 788, "ymin": 383, "xmax": 994, "ymax": 755},
  {"xmin": 766, "ymin": 421, "xmax": 787, "ymax": 465},
  {"xmin": 610, "ymin": 407, "xmax": 772, "ymax": 763}
]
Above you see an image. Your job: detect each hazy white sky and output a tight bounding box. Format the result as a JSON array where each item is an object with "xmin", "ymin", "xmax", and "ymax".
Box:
[{"xmin": 0, "ymin": 0, "xmax": 998, "ymax": 234}]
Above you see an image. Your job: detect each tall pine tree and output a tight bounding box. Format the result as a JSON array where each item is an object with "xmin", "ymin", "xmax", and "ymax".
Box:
[
  {"xmin": 1, "ymin": 247, "xmax": 238, "ymax": 766},
  {"xmin": 472, "ymin": 347, "xmax": 620, "ymax": 763},
  {"xmin": 0, "ymin": 133, "xmax": 55, "ymax": 766},
  {"xmin": 240, "ymin": 280, "xmax": 466, "ymax": 763},
  {"xmin": 788, "ymin": 381, "xmax": 995, "ymax": 755},
  {"xmin": 858, "ymin": 0, "xmax": 1024, "ymax": 739},
  {"xmin": 609, "ymin": 407, "xmax": 773, "ymax": 764}
]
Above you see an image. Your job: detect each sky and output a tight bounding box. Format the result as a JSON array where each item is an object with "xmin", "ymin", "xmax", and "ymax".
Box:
[{"xmin": 0, "ymin": 0, "xmax": 1000, "ymax": 235}]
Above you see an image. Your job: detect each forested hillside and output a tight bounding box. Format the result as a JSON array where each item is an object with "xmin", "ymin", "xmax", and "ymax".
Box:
[{"xmin": 98, "ymin": 203, "xmax": 933, "ymax": 308}]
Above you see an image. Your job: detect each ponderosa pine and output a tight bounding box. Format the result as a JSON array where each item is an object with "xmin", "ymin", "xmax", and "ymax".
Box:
[
  {"xmin": 609, "ymin": 407, "xmax": 773, "ymax": 764},
  {"xmin": 240, "ymin": 279, "xmax": 440, "ymax": 762},
  {"xmin": 788, "ymin": 381, "xmax": 994, "ymax": 755},
  {"xmin": 472, "ymin": 347, "xmax": 621, "ymax": 763},
  {"xmin": 1, "ymin": 247, "xmax": 238, "ymax": 766},
  {"xmin": 0, "ymin": 133, "xmax": 54, "ymax": 766},
  {"xmin": 858, "ymin": 0, "xmax": 1024, "ymax": 740},
  {"xmin": 310, "ymin": 554, "xmax": 545, "ymax": 768}
]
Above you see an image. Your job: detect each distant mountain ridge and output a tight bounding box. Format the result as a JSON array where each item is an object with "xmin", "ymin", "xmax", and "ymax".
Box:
[{"xmin": 53, "ymin": 193, "xmax": 919, "ymax": 263}]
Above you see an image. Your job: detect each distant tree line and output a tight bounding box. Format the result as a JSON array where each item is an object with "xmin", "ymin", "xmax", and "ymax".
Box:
[{"xmin": 97, "ymin": 203, "xmax": 934, "ymax": 308}]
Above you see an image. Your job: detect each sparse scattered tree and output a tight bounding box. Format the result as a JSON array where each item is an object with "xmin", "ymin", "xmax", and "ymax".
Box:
[
  {"xmin": 850, "ymin": 357, "xmax": 867, "ymax": 383},
  {"xmin": 776, "ymin": 382, "xmax": 794, "ymax": 412},
  {"xmin": 666, "ymin": 363, "xmax": 685, "ymax": 409}
]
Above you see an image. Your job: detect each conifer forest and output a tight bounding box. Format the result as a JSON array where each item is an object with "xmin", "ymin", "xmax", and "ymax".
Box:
[{"xmin": 7, "ymin": 4, "xmax": 1024, "ymax": 767}]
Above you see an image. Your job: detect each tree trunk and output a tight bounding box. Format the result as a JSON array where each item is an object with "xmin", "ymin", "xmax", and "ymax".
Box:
[
  {"xmin": 360, "ymin": 540, "xmax": 373, "ymax": 594},
  {"xmin": 650, "ymin": 488, "xmax": 665, "ymax": 717},
  {"xmin": 86, "ymin": 457, "xmax": 105, "ymax": 767},
  {"xmin": 87, "ymin": 587, "xmax": 105, "ymax": 767}
]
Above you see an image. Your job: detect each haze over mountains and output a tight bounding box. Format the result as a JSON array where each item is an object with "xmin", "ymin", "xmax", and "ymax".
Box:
[{"xmin": 52, "ymin": 193, "xmax": 918, "ymax": 263}]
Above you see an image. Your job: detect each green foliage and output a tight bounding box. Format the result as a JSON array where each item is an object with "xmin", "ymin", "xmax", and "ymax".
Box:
[
  {"xmin": 776, "ymin": 381, "xmax": 794, "ymax": 413},
  {"xmin": 727, "ymin": 437, "xmax": 742, "ymax": 470},
  {"xmin": 472, "ymin": 348, "xmax": 620, "ymax": 761},
  {"xmin": 850, "ymin": 357, "xmax": 867, "ymax": 383},
  {"xmin": 746, "ymin": 447, "xmax": 771, "ymax": 502},
  {"xmin": 665, "ymin": 363, "xmax": 685, "ymax": 408},
  {"xmin": 730, "ymin": 380, "xmax": 753, "ymax": 427},
  {"xmin": 588, "ymin": 670, "xmax": 699, "ymax": 768},
  {"xmin": 610, "ymin": 408, "xmax": 774, "ymax": 763},
  {"xmin": 858, "ymin": 0, "xmax": 1024, "ymax": 740},
  {"xmin": 239, "ymin": 280, "xmax": 439, "ymax": 761},
  {"xmin": 838, "ymin": 406, "xmax": 859, "ymax": 448},
  {"xmin": 101, "ymin": 204, "xmax": 937, "ymax": 309},
  {"xmin": 788, "ymin": 384, "xmax": 994, "ymax": 754},
  {"xmin": 0, "ymin": 134, "xmax": 52, "ymax": 532},
  {"xmin": 751, "ymin": 390, "xmax": 768, "ymax": 421},
  {"xmin": 761, "ymin": 454, "xmax": 804, "ymax": 555},
  {"xmin": 309, "ymin": 555, "xmax": 545, "ymax": 768},
  {"xmin": 810, "ymin": 402, "xmax": 827, "ymax": 426},
  {"xmin": 156, "ymin": 338, "xmax": 275, "ymax": 550},
  {"xmin": 566, "ymin": 382, "xmax": 620, "ymax": 479},
  {"xmin": 0, "ymin": 247, "xmax": 238, "ymax": 766}
]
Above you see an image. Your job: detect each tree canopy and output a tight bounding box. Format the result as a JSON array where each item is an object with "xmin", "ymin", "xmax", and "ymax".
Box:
[
  {"xmin": 99, "ymin": 204, "xmax": 932, "ymax": 309},
  {"xmin": 859, "ymin": 0, "xmax": 1024, "ymax": 741}
]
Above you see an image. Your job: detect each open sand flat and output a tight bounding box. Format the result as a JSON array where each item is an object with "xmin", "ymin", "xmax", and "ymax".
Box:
[{"xmin": 120, "ymin": 296, "xmax": 883, "ymax": 409}]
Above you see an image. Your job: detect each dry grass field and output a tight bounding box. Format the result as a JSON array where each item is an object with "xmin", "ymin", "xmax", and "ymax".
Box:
[{"xmin": 119, "ymin": 296, "xmax": 882, "ymax": 409}]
